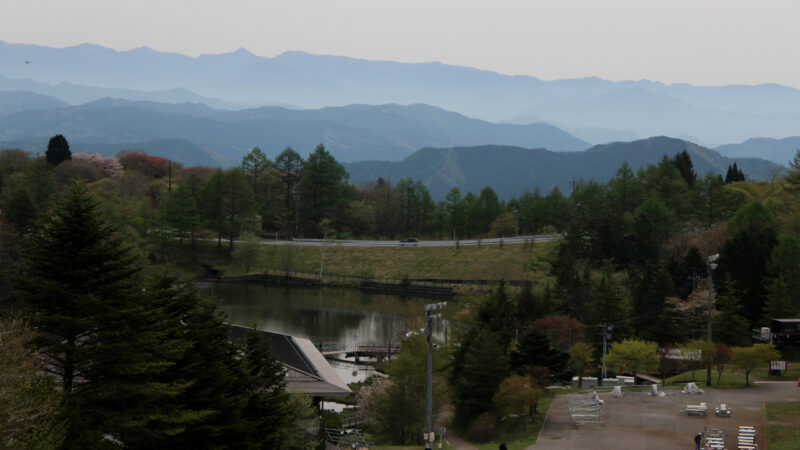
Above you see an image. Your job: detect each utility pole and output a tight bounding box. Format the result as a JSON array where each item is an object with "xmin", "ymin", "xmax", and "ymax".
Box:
[
  {"xmin": 424, "ymin": 302, "xmax": 446, "ymax": 450},
  {"xmin": 599, "ymin": 323, "xmax": 612, "ymax": 387},
  {"xmin": 706, "ymin": 254, "xmax": 719, "ymax": 386}
]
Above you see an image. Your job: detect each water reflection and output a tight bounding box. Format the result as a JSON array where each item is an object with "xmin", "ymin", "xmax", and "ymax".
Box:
[{"xmin": 197, "ymin": 282, "xmax": 450, "ymax": 347}]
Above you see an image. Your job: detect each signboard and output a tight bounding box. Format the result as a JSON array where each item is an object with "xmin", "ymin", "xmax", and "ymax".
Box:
[{"xmin": 771, "ymin": 360, "xmax": 787, "ymax": 371}]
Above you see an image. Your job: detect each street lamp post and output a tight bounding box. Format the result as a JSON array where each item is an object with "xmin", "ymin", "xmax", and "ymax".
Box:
[
  {"xmin": 424, "ymin": 302, "xmax": 446, "ymax": 450},
  {"xmin": 706, "ymin": 254, "xmax": 719, "ymax": 386},
  {"xmin": 512, "ymin": 208, "xmax": 519, "ymax": 237}
]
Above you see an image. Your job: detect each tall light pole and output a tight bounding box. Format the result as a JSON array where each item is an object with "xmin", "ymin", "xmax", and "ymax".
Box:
[
  {"xmin": 512, "ymin": 208, "xmax": 519, "ymax": 237},
  {"xmin": 424, "ymin": 302, "xmax": 446, "ymax": 450},
  {"xmin": 706, "ymin": 254, "xmax": 719, "ymax": 386}
]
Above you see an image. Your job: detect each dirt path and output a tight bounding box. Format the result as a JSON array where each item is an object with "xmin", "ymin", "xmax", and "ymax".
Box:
[{"xmin": 436, "ymin": 404, "xmax": 478, "ymax": 450}]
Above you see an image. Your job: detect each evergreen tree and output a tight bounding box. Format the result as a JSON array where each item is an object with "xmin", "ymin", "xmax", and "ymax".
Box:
[
  {"xmin": 298, "ymin": 144, "xmax": 348, "ymax": 236},
  {"xmin": 13, "ymin": 184, "xmax": 195, "ymax": 446},
  {"xmin": 15, "ymin": 183, "xmax": 140, "ymax": 395},
  {"xmin": 673, "ymin": 149, "xmax": 697, "ymax": 188},
  {"xmin": 509, "ymin": 328, "xmax": 570, "ymax": 382},
  {"xmin": 718, "ymin": 206, "xmax": 778, "ymax": 327},
  {"xmin": 45, "ymin": 134, "xmax": 71, "ymax": 166},
  {"xmin": 516, "ymin": 281, "xmax": 547, "ymax": 324},
  {"xmin": 712, "ymin": 276, "xmax": 751, "ymax": 346},
  {"xmin": 763, "ymin": 277, "xmax": 797, "ymax": 322},
  {"xmin": 3, "ymin": 185, "xmax": 37, "ymax": 233},
  {"xmin": 725, "ymin": 162, "xmax": 745, "ymax": 183},
  {"xmin": 787, "ymin": 149, "xmax": 800, "ymax": 191},
  {"xmin": 242, "ymin": 147, "xmax": 272, "ymax": 229},
  {"xmin": 631, "ymin": 262, "xmax": 674, "ymax": 338},
  {"xmin": 449, "ymin": 327, "xmax": 508, "ymax": 426},
  {"xmin": 476, "ymin": 280, "xmax": 516, "ymax": 345},
  {"xmin": 586, "ymin": 263, "xmax": 631, "ymax": 337},
  {"xmin": 274, "ymin": 147, "xmax": 304, "ymax": 235},
  {"xmin": 769, "ymin": 234, "xmax": 800, "ymax": 292},
  {"xmin": 161, "ymin": 179, "xmax": 202, "ymax": 249}
]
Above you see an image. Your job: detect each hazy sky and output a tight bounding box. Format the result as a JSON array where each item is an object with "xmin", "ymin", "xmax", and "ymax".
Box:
[{"xmin": 2, "ymin": 0, "xmax": 798, "ymax": 87}]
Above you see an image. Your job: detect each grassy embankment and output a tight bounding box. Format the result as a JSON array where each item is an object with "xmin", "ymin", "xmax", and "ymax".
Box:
[
  {"xmin": 664, "ymin": 368, "xmax": 750, "ymax": 388},
  {"xmin": 198, "ymin": 239, "xmax": 554, "ymax": 285},
  {"xmin": 765, "ymin": 402, "xmax": 800, "ymax": 450},
  {"xmin": 473, "ymin": 391, "xmax": 555, "ymax": 450}
]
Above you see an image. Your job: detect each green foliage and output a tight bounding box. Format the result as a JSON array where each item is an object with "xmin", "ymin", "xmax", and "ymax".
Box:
[
  {"xmin": 3, "ymin": 185, "xmax": 37, "ymax": 233},
  {"xmin": 509, "ymin": 328, "xmax": 570, "ymax": 383},
  {"xmin": 763, "ymin": 277, "xmax": 797, "ymax": 322},
  {"xmin": 232, "ymin": 232, "xmax": 264, "ymax": 273},
  {"xmin": 586, "ymin": 263, "xmax": 630, "ymax": 335},
  {"xmin": 682, "ymin": 339, "xmax": 715, "ymax": 381},
  {"xmin": 712, "ymin": 276, "xmax": 751, "ymax": 346},
  {"xmin": 605, "ymin": 339, "xmax": 659, "ymax": 375},
  {"xmin": 568, "ymin": 342, "xmax": 595, "ymax": 387},
  {"xmin": 0, "ymin": 317, "xmax": 66, "ymax": 449},
  {"xmin": 299, "ymin": 144, "xmax": 349, "ymax": 237},
  {"xmin": 725, "ymin": 162, "xmax": 745, "ymax": 183},
  {"xmin": 493, "ymin": 375, "xmax": 540, "ymax": 430},
  {"xmin": 769, "ymin": 234, "xmax": 800, "ymax": 291},
  {"xmin": 370, "ymin": 334, "xmax": 445, "ymax": 445},
  {"xmin": 450, "ymin": 327, "xmax": 509, "ymax": 427},
  {"xmin": 732, "ymin": 343, "xmax": 780, "ymax": 386},
  {"xmin": 15, "ymin": 183, "xmax": 141, "ymax": 394},
  {"xmin": 45, "ymin": 134, "xmax": 71, "ymax": 166},
  {"xmin": 718, "ymin": 216, "xmax": 778, "ymax": 327},
  {"xmin": 712, "ymin": 343, "xmax": 733, "ymax": 385}
]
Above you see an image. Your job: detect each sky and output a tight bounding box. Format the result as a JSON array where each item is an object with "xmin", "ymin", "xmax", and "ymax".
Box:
[{"xmin": 2, "ymin": 0, "xmax": 798, "ymax": 88}]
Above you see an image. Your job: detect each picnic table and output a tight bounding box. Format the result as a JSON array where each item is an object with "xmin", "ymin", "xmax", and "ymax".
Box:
[{"xmin": 681, "ymin": 402, "xmax": 707, "ymax": 416}]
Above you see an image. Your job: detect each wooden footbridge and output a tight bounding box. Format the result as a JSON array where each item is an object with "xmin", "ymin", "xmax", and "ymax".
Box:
[{"xmin": 321, "ymin": 341, "xmax": 400, "ymax": 359}]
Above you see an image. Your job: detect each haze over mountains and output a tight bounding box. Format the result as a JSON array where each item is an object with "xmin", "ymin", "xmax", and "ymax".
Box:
[
  {"xmin": 0, "ymin": 40, "xmax": 794, "ymax": 198},
  {"xmin": 3, "ymin": 40, "xmax": 800, "ymax": 146},
  {"xmin": 0, "ymin": 95, "xmax": 589, "ymax": 163}
]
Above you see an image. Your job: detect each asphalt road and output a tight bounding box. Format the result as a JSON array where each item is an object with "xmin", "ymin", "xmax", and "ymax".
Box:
[{"xmin": 256, "ymin": 234, "xmax": 561, "ymax": 247}]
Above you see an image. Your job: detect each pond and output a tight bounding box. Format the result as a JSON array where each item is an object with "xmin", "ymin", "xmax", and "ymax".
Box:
[{"xmin": 196, "ymin": 282, "xmax": 453, "ymax": 384}]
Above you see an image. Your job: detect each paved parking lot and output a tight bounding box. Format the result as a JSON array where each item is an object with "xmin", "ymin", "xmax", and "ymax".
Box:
[{"xmin": 530, "ymin": 382, "xmax": 800, "ymax": 449}]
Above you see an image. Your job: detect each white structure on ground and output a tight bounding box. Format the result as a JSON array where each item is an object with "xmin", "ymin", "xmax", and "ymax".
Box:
[{"xmin": 681, "ymin": 382, "xmax": 704, "ymax": 394}]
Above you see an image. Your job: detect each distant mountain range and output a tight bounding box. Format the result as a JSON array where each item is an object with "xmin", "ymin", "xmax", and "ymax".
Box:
[
  {"xmin": 3, "ymin": 40, "xmax": 800, "ymax": 145},
  {"xmin": 344, "ymin": 137, "xmax": 780, "ymax": 199},
  {"xmin": 715, "ymin": 137, "xmax": 800, "ymax": 166},
  {"xmin": 0, "ymin": 95, "xmax": 589, "ymax": 162}
]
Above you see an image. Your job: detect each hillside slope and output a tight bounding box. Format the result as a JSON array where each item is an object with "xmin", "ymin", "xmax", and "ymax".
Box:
[{"xmin": 345, "ymin": 137, "xmax": 779, "ymax": 199}]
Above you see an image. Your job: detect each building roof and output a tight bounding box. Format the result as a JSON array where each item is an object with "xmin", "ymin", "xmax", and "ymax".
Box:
[{"xmin": 228, "ymin": 325, "xmax": 351, "ymax": 396}]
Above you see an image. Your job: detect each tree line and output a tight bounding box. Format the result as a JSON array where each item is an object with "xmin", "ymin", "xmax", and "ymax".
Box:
[{"xmin": 0, "ymin": 137, "xmax": 314, "ymax": 448}]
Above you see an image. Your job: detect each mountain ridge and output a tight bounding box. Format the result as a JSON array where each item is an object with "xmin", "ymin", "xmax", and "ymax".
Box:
[
  {"xmin": 3, "ymin": 40, "xmax": 800, "ymax": 145},
  {"xmin": 344, "ymin": 137, "xmax": 780, "ymax": 199}
]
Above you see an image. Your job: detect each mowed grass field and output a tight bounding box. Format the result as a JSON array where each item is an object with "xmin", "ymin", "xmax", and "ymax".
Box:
[
  {"xmin": 766, "ymin": 402, "xmax": 800, "ymax": 450},
  {"xmin": 217, "ymin": 240, "xmax": 554, "ymax": 282}
]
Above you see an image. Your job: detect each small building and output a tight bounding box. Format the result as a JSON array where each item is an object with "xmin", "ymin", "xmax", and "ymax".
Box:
[{"xmin": 228, "ymin": 325, "xmax": 352, "ymax": 399}]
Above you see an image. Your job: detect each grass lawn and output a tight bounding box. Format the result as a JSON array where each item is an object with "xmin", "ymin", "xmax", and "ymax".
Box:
[
  {"xmin": 473, "ymin": 392, "xmax": 555, "ymax": 450},
  {"xmin": 664, "ymin": 369, "xmax": 750, "ymax": 388},
  {"xmin": 765, "ymin": 402, "xmax": 800, "ymax": 422},
  {"xmin": 752, "ymin": 366, "xmax": 800, "ymax": 380},
  {"xmin": 767, "ymin": 426, "xmax": 800, "ymax": 450},
  {"xmin": 197, "ymin": 239, "xmax": 553, "ymax": 282}
]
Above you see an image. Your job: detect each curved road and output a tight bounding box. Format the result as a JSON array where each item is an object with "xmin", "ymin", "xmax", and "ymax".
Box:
[{"xmin": 257, "ymin": 234, "xmax": 561, "ymax": 247}]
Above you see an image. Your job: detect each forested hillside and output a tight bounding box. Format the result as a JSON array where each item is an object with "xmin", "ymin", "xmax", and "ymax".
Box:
[
  {"xmin": 3, "ymin": 134, "xmax": 800, "ymax": 448},
  {"xmin": 346, "ymin": 137, "xmax": 780, "ymax": 199}
]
